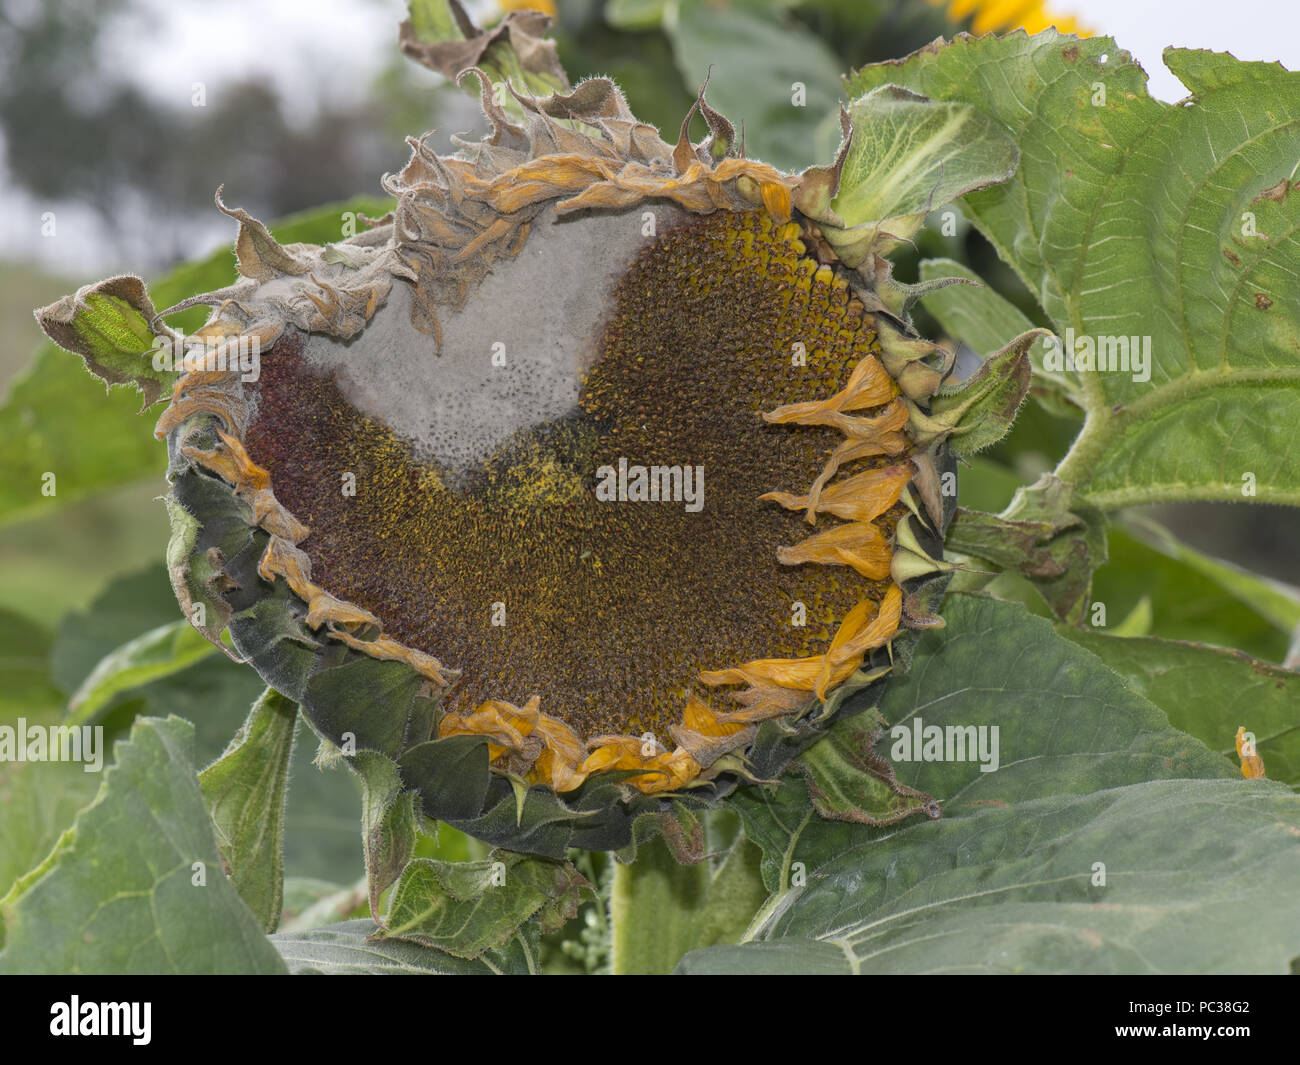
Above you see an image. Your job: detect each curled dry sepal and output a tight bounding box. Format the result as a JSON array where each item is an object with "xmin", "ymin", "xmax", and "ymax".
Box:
[{"xmin": 33, "ymin": 4, "xmax": 1034, "ymax": 925}]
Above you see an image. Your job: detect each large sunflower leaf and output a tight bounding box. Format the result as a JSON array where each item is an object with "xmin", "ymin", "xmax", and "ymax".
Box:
[
  {"xmin": 1057, "ymin": 628, "xmax": 1300, "ymax": 788},
  {"xmin": 2, "ymin": 197, "xmax": 392, "ymax": 528},
  {"xmin": 198, "ymin": 688, "xmax": 299, "ymax": 933},
  {"xmin": 0, "ymin": 761, "xmax": 99, "ymax": 902},
  {"xmin": 66, "ymin": 619, "xmax": 217, "ymax": 724},
  {"xmin": 680, "ymin": 594, "xmax": 1300, "ymax": 974},
  {"xmin": 848, "ymin": 35, "xmax": 1300, "ymax": 508},
  {"xmin": 0, "ymin": 715, "xmax": 286, "ymax": 974}
]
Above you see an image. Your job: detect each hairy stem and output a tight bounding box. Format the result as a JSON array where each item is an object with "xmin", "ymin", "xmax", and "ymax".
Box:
[{"xmin": 610, "ymin": 832, "xmax": 767, "ymax": 974}]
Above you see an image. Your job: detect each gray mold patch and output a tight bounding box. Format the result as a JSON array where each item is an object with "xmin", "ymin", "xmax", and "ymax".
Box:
[{"xmin": 300, "ymin": 204, "xmax": 684, "ymax": 478}]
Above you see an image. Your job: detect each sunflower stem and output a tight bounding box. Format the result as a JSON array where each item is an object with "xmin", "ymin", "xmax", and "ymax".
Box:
[
  {"xmin": 609, "ymin": 832, "xmax": 767, "ymax": 975},
  {"xmin": 610, "ymin": 840, "xmax": 707, "ymax": 975}
]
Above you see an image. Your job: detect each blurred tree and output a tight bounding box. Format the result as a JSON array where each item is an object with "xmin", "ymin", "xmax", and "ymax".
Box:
[{"xmin": 0, "ymin": 0, "xmax": 445, "ymax": 272}]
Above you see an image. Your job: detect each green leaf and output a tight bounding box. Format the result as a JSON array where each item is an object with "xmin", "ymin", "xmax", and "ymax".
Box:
[
  {"xmin": 198, "ymin": 687, "xmax": 299, "ymax": 932},
  {"xmin": 795, "ymin": 714, "xmax": 940, "ymax": 825},
  {"xmin": 848, "ymin": 35, "xmax": 1300, "ymax": 507},
  {"xmin": 0, "ymin": 349, "xmax": 166, "ymax": 529},
  {"xmin": 919, "ymin": 257, "xmax": 1083, "ymax": 412},
  {"xmin": 32, "ymin": 276, "xmax": 176, "ymax": 409},
  {"xmin": 272, "ymin": 918, "xmax": 534, "ymax": 974},
  {"xmin": 348, "ymin": 749, "xmax": 419, "ymax": 919},
  {"xmin": 947, "ymin": 474, "xmax": 1108, "ymax": 621},
  {"xmin": 925, "ymin": 328, "xmax": 1040, "ymax": 455},
  {"xmin": 1057, "ymin": 628, "xmax": 1300, "ymax": 787},
  {"xmin": 1121, "ymin": 515, "xmax": 1300, "ymax": 636},
  {"xmin": 1092, "ymin": 526, "xmax": 1294, "ymax": 661},
  {"xmin": 688, "ymin": 594, "xmax": 1300, "ymax": 974},
  {"xmin": 664, "ymin": 0, "xmax": 845, "ymax": 172},
  {"xmin": 0, "ymin": 761, "xmax": 99, "ymax": 900},
  {"xmin": 0, "ymin": 715, "xmax": 286, "ymax": 973},
  {"xmin": 379, "ymin": 852, "xmax": 586, "ymax": 959},
  {"xmin": 66, "ymin": 619, "xmax": 217, "ymax": 725},
  {"xmin": 2, "ymin": 197, "xmax": 392, "ymax": 528},
  {"xmin": 827, "ymin": 86, "xmax": 1018, "ymax": 258}
]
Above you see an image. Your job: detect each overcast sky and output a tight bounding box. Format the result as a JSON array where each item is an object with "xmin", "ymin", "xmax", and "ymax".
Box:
[{"xmin": 1077, "ymin": 0, "xmax": 1299, "ymax": 101}]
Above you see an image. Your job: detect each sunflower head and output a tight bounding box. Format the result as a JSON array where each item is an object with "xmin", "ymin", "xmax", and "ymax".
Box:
[{"xmin": 35, "ymin": 12, "xmax": 1025, "ymax": 859}]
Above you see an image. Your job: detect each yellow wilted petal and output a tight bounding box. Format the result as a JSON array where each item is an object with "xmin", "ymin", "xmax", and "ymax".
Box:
[
  {"xmin": 579, "ymin": 736, "xmax": 702, "ymax": 794},
  {"xmin": 440, "ymin": 696, "xmax": 541, "ymax": 754},
  {"xmin": 762, "ymin": 356, "xmax": 895, "ymax": 425},
  {"xmin": 700, "ymin": 655, "xmax": 826, "ymax": 693},
  {"xmin": 529, "ymin": 712, "xmax": 589, "ymax": 791},
  {"xmin": 670, "ymin": 694, "xmax": 756, "ymax": 766},
  {"xmin": 802, "ymin": 418, "xmax": 910, "ymax": 518},
  {"xmin": 177, "ymin": 427, "xmax": 270, "ymax": 489},
  {"xmin": 777, "ymin": 520, "xmax": 892, "ymax": 578},
  {"xmin": 700, "ymin": 586, "xmax": 903, "ymax": 710},
  {"xmin": 759, "ymin": 181, "xmax": 792, "ymax": 224},
  {"xmin": 814, "ymin": 584, "xmax": 903, "ymax": 698},
  {"xmin": 531, "ymin": 745, "xmax": 587, "ymax": 792},
  {"xmin": 331, "ymin": 631, "xmax": 452, "ymax": 686},
  {"xmin": 304, "ymin": 589, "xmax": 380, "ymax": 631},
  {"xmin": 763, "ymin": 462, "xmax": 913, "ymax": 524},
  {"xmin": 711, "ymin": 685, "xmax": 809, "ymax": 723},
  {"xmin": 681, "ymin": 693, "xmax": 749, "ymax": 738}
]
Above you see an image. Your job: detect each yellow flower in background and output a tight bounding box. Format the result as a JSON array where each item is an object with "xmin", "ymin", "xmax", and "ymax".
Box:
[
  {"xmin": 499, "ymin": 0, "xmax": 557, "ymax": 15},
  {"xmin": 934, "ymin": 0, "xmax": 1090, "ymax": 36}
]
